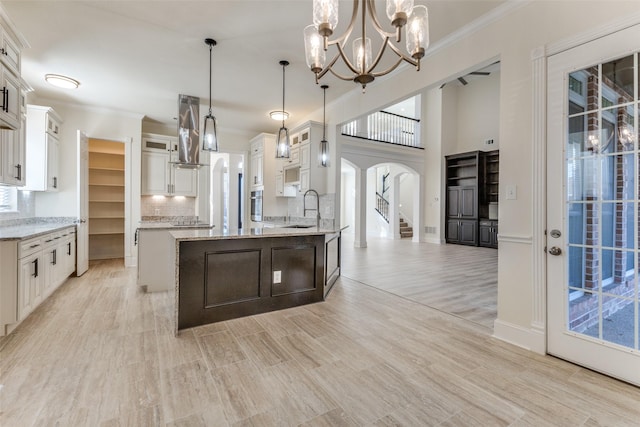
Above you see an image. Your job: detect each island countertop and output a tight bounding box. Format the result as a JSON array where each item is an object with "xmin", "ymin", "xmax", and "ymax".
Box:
[{"xmin": 168, "ymin": 226, "xmax": 346, "ymax": 241}]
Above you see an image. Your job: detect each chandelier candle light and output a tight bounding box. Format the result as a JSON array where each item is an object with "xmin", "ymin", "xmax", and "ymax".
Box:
[
  {"xmin": 275, "ymin": 60, "xmax": 291, "ymax": 159},
  {"xmin": 304, "ymin": 0, "xmax": 429, "ymax": 91},
  {"xmin": 202, "ymin": 38, "xmax": 219, "ymax": 152}
]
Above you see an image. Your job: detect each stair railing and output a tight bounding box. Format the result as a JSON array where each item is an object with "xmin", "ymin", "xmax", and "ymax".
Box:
[{"xmin": 375, "ymin": 192, "xmax": 390, "ymax": 223}]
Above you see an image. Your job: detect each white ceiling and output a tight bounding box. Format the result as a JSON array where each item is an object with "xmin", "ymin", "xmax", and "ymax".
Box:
[{"xmin": 3, "ymin": 0, "xmax": 506, "ymax": 135}]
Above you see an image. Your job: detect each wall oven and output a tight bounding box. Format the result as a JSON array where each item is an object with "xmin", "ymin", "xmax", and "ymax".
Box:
[{"xmin": 250, "ymin": 190, "xmax": 263, "ymax": 222}]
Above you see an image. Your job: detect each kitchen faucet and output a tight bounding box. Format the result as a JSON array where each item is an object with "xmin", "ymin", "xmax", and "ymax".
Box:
[{"xmin": 303, "ymin": 189, "xmax": 321, "ymax": 229}]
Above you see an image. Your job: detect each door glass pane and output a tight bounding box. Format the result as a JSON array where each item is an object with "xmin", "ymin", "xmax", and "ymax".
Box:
[
  {"xmin": 565, "ymin": 53, "xmax": 639, "ymax": 350},
  {"xmin": 602, "ymin": 55, "xmax": 634, "ymax": 104}
]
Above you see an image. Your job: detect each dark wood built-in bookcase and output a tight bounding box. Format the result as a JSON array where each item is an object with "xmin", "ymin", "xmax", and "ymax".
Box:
[{"xmin": 445, "ymin": 150, "xmax": 499, "ymax": 248}]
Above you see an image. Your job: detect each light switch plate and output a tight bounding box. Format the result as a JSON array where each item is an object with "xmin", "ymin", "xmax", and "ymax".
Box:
[
  {"xmin": 273, "ymin": 270, "xmax": 281, "ymax": 284},
  {"xmin": 506, "ymin": 185, "xmax": 517, "ymax": 200}
]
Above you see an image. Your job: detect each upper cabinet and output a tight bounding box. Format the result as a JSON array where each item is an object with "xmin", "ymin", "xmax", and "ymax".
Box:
[
  {"xmin": 290, "ymin": 122, "xmax": 326, "ymax": 195},
  {"xmin": 0, "ymin": 11, "xmax": 26, "ymax": 131},
  {"xmin": 22, "ymin": 105, "xmax": 62, "ymax": 192},
  {"xmin": 141, "ymin": 133, "xmax": 197, "ymax": 197},
  {"xmin": 0, "ymin": 91, "xmax": 25, "ymax": 186}
]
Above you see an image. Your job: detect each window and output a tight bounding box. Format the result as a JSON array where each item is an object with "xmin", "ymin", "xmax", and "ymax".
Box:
[
  {"xmin": 0, "ymin": 186, "xmax": 18, "ymax": 213},
  {"xmin": 569, "ymin": 75, "xmax": 583, "ymax": 95}
]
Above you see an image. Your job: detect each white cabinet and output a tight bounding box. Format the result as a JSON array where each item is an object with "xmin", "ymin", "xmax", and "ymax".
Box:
[
  {"xmin": 18, "ymin": 251, "xmax": 41, "ymax": 321},
  {"xmin": 0, "ymin": 67, "xmax": 20, "ymax": 130},
  {"xmin": 141, "ymin": 133, "xmax": 197, "ymax": 197},
  {"xmin": 250, "ymin": 138, "xmax": 264, "ymax": 188},
  {"xmin": 0, "ymin": 112, "xmax": 25, "ymax": 185},
  {"xmin": 1, "ymin": 227, "xmax": 76, "ymax": 334},
  {"xmin": 137, "ymin": 228, "xmax": 172, "ymax": 292},
  {"xmin": 289, "ymin": 121, "xmax": 327, "ymax": 195},
  {"xmin": 23, "ymin": 105, "xmax": 62, "ymax": 191},
  {"xmin": 0, "ymin": 14, "xmax": 24, "ymax": 131}
]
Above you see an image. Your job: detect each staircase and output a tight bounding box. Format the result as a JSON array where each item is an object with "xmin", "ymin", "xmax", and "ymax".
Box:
[{"xmin": 400, "ymin": 218, "xmax": 413, "ymax": 238}]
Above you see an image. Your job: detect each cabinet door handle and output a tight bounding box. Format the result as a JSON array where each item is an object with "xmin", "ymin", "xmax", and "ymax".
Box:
[
  {"xmin": 33, "ymin": 258, "xmax": 38, "ymax": 278},
  {"xmin": 52, "ymin": 249, "xmax": 57, "ymax": 265},
  {"xmin": 67, "ymin": 242, "xmax": 71, "ymax": 255},
  {"xmin": 1, "ymin": 87, "xmax": 7, "ymax": 113},
  {"xmin": 53, "ymin": 176, "xmax": 58, "ymax": 189}
]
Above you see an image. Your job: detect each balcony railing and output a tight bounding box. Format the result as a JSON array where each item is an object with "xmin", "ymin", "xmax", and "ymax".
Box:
[{"xmin": 341, "ymin": 110, "xmax": 422, "ymax": 149}]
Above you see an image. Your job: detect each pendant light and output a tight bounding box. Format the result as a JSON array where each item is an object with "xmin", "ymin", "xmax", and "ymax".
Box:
[
  {"xmin": 202, "ymin": 38, "xmax": 219, "ymax": 152},
  {"xmin": 275, "ymin": 60, "xmax": 291, "ymax": 159},
  {"xmin": 319, "ymin": 84, "xmax": 330, "ymax": 167}
]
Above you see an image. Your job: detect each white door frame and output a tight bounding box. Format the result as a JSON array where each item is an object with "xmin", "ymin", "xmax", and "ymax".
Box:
[{"xmin": 529, "ymin": 14, "xmax": 640, "ymax": 360}]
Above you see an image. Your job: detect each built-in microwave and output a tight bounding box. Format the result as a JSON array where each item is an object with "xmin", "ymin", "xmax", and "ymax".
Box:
[
  {"xmin": 284, "ymin": 166, "xmax": 300, "ymax": 185},
  {"xmin": 250, "ymin": 190, "xmax": 263, "ymax": 222}
]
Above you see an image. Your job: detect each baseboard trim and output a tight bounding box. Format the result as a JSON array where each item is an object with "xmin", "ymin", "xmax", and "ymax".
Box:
[
  {"xmin": 493, "ymin": 319, "xmax": 546, "ymax": 354},
  {"xmin": 125, "ymin": 255, "xmax": 137, "ymax": 268}
]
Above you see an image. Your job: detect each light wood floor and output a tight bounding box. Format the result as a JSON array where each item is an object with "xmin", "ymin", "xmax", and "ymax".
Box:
[
  {"xmin": 2, "ymin": 257, "xmax": 640, "ymax": 426},
  {"xmin": 341, "ymin": 235, "xmax": 498, "ymax": 329}
]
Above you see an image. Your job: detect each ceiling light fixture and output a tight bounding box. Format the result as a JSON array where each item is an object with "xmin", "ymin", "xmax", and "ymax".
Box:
[
  {"xmin": 275, "ymin": 60, "xmax": 291, "ymax": 159},
  {"xmin": 269, "ymin": 110, "xmax": 289, "ymax": 121},
  {"xmin": 304, "ymin": 0, "xmax": 430, "ymax": 92},
  {"xmin": 319, "ymin": 84, "xmax": 330, "ymax": 167},
  {"xmin": 45, "ymin": 74, "xmax": 80, "ymax": 89},
  {"xmin": 202, "ymin": 38, "xmax": 219, "ymax": 152}
]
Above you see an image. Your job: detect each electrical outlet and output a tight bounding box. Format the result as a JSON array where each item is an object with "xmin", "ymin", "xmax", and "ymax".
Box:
[
  {"xmin": 485, "ymin": 138, "xmax": 494, "ymax": 146},
  {"xmin": 273, "ymin": 270, "xmax": 281, "ymax": 284}
]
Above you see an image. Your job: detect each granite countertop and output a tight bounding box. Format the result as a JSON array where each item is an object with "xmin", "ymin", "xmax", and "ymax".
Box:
[
  {"xmin": 169, "ymin": 226, "xmax": 347, "ymax": 241},
  {"xmin": 0, "ymin": 223, "xmax": 76, "ymax": 241}
]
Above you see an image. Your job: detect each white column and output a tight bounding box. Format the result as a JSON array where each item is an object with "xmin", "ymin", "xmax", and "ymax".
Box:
[
  {"xmin": 390, "ymin": 175, "xmax": 400, "ymax": 239},
  {"xmin": 413, "ymin": 172, "xmax": 425, "ymax": 243},
  {"xmin": 354, "ymin": 167, "xmax": 368, "ymax": 248}
]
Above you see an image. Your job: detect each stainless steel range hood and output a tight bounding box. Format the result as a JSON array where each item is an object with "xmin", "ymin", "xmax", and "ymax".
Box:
[{"xmin": 176, "ymin": 94, "xmax": 205, "ymax": 167}]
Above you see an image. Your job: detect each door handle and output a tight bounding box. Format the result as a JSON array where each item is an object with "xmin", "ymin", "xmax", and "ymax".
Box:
[{"xmin": 548, "ymin": 246, "xmax": 562, "ymax": 256}]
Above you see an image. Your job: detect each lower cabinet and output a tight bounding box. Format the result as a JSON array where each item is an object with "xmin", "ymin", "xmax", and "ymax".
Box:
[
  {"xmin": 3, "ymin": 227, "xmax": 76, "ymax": 333},
  {"xmin": 446, "ymin": 219, "xmax": 478, "ymax": 246},
  {"xmin": 18, "ymin": 251, "xmax": 41, "ymax": 321},
  {"xmin": 479, "ymin": 220, "xmax": 498, "ymax": 248}
]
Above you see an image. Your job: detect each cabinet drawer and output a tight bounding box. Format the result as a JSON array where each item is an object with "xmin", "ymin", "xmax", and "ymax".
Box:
[{"xmin": 19, "ymin": 237, "xmax": 42, "ymax": 259}]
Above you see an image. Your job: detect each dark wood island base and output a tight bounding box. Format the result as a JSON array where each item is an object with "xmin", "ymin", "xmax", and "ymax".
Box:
[{"xmin": 173, "ymin": 229, "xmax": 342, "ymax": 331}]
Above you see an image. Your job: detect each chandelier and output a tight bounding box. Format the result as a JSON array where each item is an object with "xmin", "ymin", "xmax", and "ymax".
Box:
[{"xmin": 303, "ymin": 0, "xmax": 430, "ymax": 91}]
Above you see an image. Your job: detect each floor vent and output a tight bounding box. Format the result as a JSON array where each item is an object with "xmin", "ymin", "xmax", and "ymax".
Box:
[{"xmin": 425, "ymin": 226, "xmax": 437, "ymax": 234}]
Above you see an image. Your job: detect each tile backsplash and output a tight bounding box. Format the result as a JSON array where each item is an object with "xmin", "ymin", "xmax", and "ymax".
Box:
[{"xmin": 140, "ymin": 196, "xmax": 196, "ymax": 217}]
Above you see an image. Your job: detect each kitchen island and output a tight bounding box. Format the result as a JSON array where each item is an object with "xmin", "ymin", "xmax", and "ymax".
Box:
[{"xmin": 168, "ymin": 226, "xmax": 343, "ymax": 333}]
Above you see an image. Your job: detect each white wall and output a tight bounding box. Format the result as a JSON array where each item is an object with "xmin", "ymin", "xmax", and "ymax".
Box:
[
  {"xmin": 325, "ymin": 1, "xmax": 640, "ymax": 350},
  {"xmin": 340, "ymin": 166, "xmax": 355, "ymax": 233},
  {"xmin": 31, "ymin": 100, "xmax": 143, "ymax": 266},
  {"xmin": 446, "ymin": 71, "xmax": 501, "ymax": 154},
  {"xmin": 423, "ymin": 87, "xmax": 443, "ymax": 243}
]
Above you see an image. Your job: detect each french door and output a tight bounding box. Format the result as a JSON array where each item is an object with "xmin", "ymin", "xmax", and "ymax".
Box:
[{"xmin": 547, "ymin": 24, "xmax": 640, "ymax": 386}]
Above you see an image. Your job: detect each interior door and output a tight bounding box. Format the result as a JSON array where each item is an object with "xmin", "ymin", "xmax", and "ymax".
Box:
[
  {"xmin": 76, "ymin": 130, "xmax": 89, "ymax": 276},
  {"xmin": 547, "ymin": 25, "xmax": 639, "ymax": 385}
]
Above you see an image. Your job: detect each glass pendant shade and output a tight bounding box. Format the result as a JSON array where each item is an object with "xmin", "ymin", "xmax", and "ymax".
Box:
[
  {"xmin": 406, "ymin": 5, "xmax": 429, "ymax": 59},
  {"xmin": 304, "ymin": 25, "xmax": 326, "ymax": 73},
  {"xmin": 203, "ymin": 38, "xmax": 219, "ymax": 152},
  {"xmin": 276, "ymin": 127, "xmax": 290, "ymax": 158},
  {"xmin": 319, "ymin": 139, "xmax": 330, "ymax": 167},
  {"xmin": 353, "ymin": 37, "xmax": 372, "ymax": 73},
  {"xmin": 202, "ymin": 113, "xmax": 218, "ymax": 152},
  {"xmin": 313, "ymin": 0, "xmax": 339, "ymax": 36},
  {"xmin": 386, "ymin": 0, "xmax": 414, "ymax": 27}
]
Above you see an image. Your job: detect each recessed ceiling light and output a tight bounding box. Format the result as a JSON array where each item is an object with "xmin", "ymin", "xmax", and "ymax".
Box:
[
  {"xmin": 45, "ymin": 74, "xmax": 80, "ymax": 89},
  {"xmin": 270, "ymin": 110, "xmax": 289, "ymax": 121}
]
